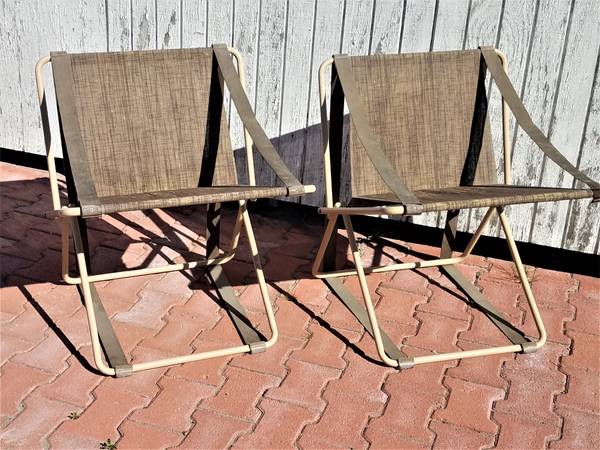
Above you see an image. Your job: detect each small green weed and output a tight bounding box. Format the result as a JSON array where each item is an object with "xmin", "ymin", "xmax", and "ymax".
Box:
[{"xmin": 99, "ymin": 438, "xmax": 117, "ymax": 450}]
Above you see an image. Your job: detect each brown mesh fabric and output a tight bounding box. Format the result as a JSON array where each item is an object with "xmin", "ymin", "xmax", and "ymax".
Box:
[
  {"xmin": 347, "ymin": 49, "xmax": 497, "ymax": 198},
  {"xmin": 55, "ymin": 48, "xmax": 236, "ymax": 200},
  {"xmin": 356, "ymin": 186, "xmax": 593, "ymax": 212}
]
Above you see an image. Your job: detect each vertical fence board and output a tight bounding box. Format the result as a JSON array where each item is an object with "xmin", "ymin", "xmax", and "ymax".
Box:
[
  {"xmin": 531, "ymin": 1, "xmax": 600, "ymax": 248},
  {"xmin": 562, "ymin": 63, "xmax": 600, "ymax": 254},
  {"xmin": 400, "ymin": 0, "xmax": 436, "ymax": 227},
  {"xmin": 300, "ymin": 0, "xmax": 345, "ymax": 207},
  {"xmin": 486, "ymin": 0, "xmax": 538, "ymax": 237},
  {"xmin": 370, "ymin": 0, "xmax": 404, "ymax": 54},
  {"xmin": 252, "ymin": 0, "xmax": 288, "ymax": 188},
  {"xmin": 431, "ymin": 0, "xmax": 468, "ymax": 51},
  {"xmin": 206, "ymin": 0, "xmax": 233, "ymax": 44},
  {"xmin": 2, "ymin": 0, "xmax": 599, "ymax": 252},
  {"xmin": 278, "ymin": 0, "xmax": 317, "ymax": 199},
  {"xmin": 230, "ymin": 0, "xmax": 261, "ymax": 183},
  {"xmin": 132, "ymin": 0, "xmax": 156, "ymax": 50},
  {"xmin": 156, "ymin": 0, "xmax": 180, "ymax": 49},
  {"xmin": 400, "ymin": 0, "xmax": 436, "ymax": 53},
  {"xmin": 181, "ymin": 0, "xmax": 207, "ymax": 48},
  {"xmin": 461, "ymin": 0, "xmax": 503, "ymax": 234},
  {"xmin": 107, "ymin": 0, "xmax": 132, "ymax": 51},
  {"xmin": 506, "ymin": 0, "xmax": 572, "ymax": 242},
  {"xmin": 342, "ymin": 0, "xmax": 375, "ymax": 55}
]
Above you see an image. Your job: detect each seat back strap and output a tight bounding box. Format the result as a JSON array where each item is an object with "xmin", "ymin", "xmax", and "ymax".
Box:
[
  {"xmin": 212, "ymin": 44, "xmax": 304, "ymax": 196},
  {"xmin": 480, "ymin": 46, "xmax": 600, "ymax": 201},
  {"xmin": 333, "ymin": 54, "xmax": 423, "ymax": 214}
]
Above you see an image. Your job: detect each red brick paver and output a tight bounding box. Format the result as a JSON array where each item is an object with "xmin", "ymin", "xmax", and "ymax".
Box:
[{"xmin": 1, "ymin": 162, "xmax": 599, "ymax": 449}]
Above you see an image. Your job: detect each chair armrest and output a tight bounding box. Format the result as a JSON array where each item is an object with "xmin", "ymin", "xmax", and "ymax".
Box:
[
  {"xmin": 480, "ymin": 46, "xmax": 600, "ymax": 202},
  {"xmin": 333, "ymin": 54, "xmax": 423, "ymax": 214},
  {"xmin": 318, "ymin": 204, "xmax": 406, "ymax": 216},
  {"xmin": 213, "ymin": 44, "xmax": 306, "ymax": 197}
]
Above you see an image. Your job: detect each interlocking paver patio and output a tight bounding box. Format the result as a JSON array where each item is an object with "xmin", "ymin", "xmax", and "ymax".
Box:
[{"xmin": 0, "ymin": 161, "xmax": 599, "ymax": 449}]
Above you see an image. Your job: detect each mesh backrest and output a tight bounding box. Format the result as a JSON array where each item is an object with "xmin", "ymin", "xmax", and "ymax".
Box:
[
  {"xmin": 347, "ymin": 49, "xmax": 497, "ymax": 197},
  {"xmin": 54, "ymin": 48, "xmax": 236, "ymax": 199}
]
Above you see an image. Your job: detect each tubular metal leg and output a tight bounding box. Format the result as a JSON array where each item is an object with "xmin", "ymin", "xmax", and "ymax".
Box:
[
  {"xmin": 69, "ymin": 200, "xmax": 278, "ymax": 377},
  {"xmin": 314, "ymin": 206, "xmax": 547, "ymax": 369}
]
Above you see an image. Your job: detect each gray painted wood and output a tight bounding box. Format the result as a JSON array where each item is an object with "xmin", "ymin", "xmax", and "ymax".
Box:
[
  {"xmin": 486, "ymin": 0, "xmax": 538, "ymax": 237},
  {"xmin": 505, "ymin": 0, "xmax": 572, "ymax": 242},
  {"xmin": 531, "ymin": 0, "xmax": 600, "ymax": 248},
  {"xmin": 399, "ymin": 0, "xmax": 437, "ymax": 228},
  {"xmin": 300, "ymin": 0, "xmax": 345, "ymax": 206},
  {"xmin": 370, "ymin": 0, "xmax": 404, "ymax": 54},
  {"xmin": 252, "ymin": 0, "xmax": 288, "ymax": 189},
  {"xmin": 131, "ymin": 0, "xmax": 155, "ymax": 50},
  {"xmin": 429, "ymin": 0, "xmax": 471, "ymax": 230},
  {"xmin": 231, "ymin": 0, "xmax": 261, "ymax": 183},
  {"xmin": 563, "ymin": 58, "xmax": 600, "ymax": 254},
  {"xmin": 278, "ymin": 0, "xmax": 316, "ymax": 201},
  {"xmin": 2, "ymin": 0, "xmax": 599, "ymax": 253},
  {"xmin": 107, "ymin": 0, "xmax": 132, "ymax": 51},
  {"xmin": 156, "ymin": 0, "xmax": 180, "ymax": 49},
  {"xmin": 462, "ymin": 0, "xmax": 503, "ymax": 235},
  {"xmin": 181, "ymin": 0, "xmax": 207, "ymax": 48}
]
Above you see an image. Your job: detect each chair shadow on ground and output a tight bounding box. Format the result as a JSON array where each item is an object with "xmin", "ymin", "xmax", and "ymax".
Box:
[{"xmin": 0, "ymin": 175, "xmax": 529, "ymax": 372}]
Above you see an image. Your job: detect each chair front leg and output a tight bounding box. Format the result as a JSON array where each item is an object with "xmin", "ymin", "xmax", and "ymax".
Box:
[
  {"xmin": 239, "ymin": 200, "xmax": 278, "ymax": 349},
  {"xmin": 497, "ymin": 207, "xmax": 547, "ymax": 352},
  {"xmin": 341, "ymin": 214, "xmax": 401, "ymax": 368}
]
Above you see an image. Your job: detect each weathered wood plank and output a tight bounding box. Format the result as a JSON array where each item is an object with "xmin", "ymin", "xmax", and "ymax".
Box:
[
  {"xmin": 132, "ymin": 0, "xmax": 156, "ymax": 50},
  {"xmin": 531, "ymin": 1, "xmax": 600, "ymax": 248},
  {"xmin": 429, "ymin": 0, "xmax": 471, "ymax": 229},
  {"xmin": 562, "ymin": 62, "xmax": 600, "ymax": 254},
  {"xmin": 505, "ymin": 0, "xmax": 571, "ymax": 242},
  {"xmin": 300, "ymin": 0, "xmax": 345, "ymax": 206},
  {"xmin": 1, "ymin": 0, "xmax": 106, "ymax": 157},
  {"xmin": 431, "ymin": 0, "xmax": 468, "ymax": 51},
  {"xmin": 400, "ymin": 0, "xmax": 436, "ymax": 227},
  {"xmin": 400, "ymin": 0, "xmax": 436, "ymax": 53},
  {"xmin": 370, "ymin": 0, "xmax": 403, "ymax": 54},
  {"xmin": 252, "ymin": 0, "xmax": 288, "ymax": 188},
  {"xmin": 107, "ymin": 0, "xmax": 132, "ymax": 51},
  {"xmin": 277, "ymin": 0, "xmax": 316, "ymax": 199},
  {"xmin": 181, "ymin": 0, "xmax": 207, "ymax": 47},
  {"xmin": 2, "ymin": 0, "xmax": 598, "ymax": 253},
  {"xmin": 206, "ymin": 0, "xmax": 233, "ymax": 44},
  {"xmin": 230, "ymin": 0, "xmax": 261, "ymax": 183},
  {"xmin": 156, "ymin": 0, "xmax": 180, "ymax": 49},
  {"xmin": 342, "ymin": 0, "xmax": 375, "ymax": 55},
  {"xmin": 486, "ymin": 0, "xmax": 538, "ymax": 237},
  {"xmin": 461, "ymin": 0, "xmax": 503, "ymax": 234}
]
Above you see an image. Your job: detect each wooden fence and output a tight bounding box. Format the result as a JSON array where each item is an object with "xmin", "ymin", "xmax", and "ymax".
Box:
[{"xmin": 1, "ymin": 0, "xmax": 598, "ymax": 253}]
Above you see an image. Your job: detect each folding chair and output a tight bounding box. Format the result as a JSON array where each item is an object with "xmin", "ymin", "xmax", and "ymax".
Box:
[
  {"xmin": 314, "ymin": 47, "xmax": 599, "ymax": 369},
  {"xmin": 35, "ymin": 45, "xmax": 314, "ymax": 377}
]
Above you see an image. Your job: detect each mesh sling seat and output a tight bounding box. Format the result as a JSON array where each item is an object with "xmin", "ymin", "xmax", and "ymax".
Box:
[
  {"xmin": 35, "ymin": 45, "xmax": 314, "ymax": 377},
  {"xmin": 313, "ymin": 47, "xmax": 599, "ymax": 369}
]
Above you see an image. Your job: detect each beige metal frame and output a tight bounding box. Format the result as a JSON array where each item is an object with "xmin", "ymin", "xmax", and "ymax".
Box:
[
  {"xmin": 315, "ymin": 49, "xmax": 546, "ymax": 368},
  {"xmin": 35, "ymin": 48, "xmax": 277, "ymax": 377}
]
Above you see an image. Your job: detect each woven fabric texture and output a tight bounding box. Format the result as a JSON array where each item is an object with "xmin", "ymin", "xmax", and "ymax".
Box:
[
  {"xmin": 61, "ymin": 48, "xmax": 236, "ymax": 199},
  {"xmin": 347, "ymin": 49, "xmax": 497, "ymax": 198},
  {"xmin": 356, "ymin": 185, "xmax": 593, "ymax": 212},
  {"xmin": 84, "ymin": 185, "xmax": 291, "ymax": 217}
]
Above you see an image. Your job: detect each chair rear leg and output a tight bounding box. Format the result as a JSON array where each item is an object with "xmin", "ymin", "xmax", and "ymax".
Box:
[
  {"xmin": 325, "ymin": 207, "xmax": 546, "ymax": 369},
  {"xmin": 239, "ymin": 201, "xmax": 278, "ymax": 349},
  {"xmin": 70, "ymin": 217, "xmax": 126, "ymax": 377},
  {"xmin": 341, "ymin": 214, "xmax": 413, "ymax": 369},
  {"xmin": 497, "ymin": 207, "xmax": 547, "ymax": 352}
]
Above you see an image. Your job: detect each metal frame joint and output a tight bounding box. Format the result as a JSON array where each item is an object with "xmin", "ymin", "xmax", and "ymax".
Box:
[{"xmin": 249, "ymin": 341, "xmax": 267, "ymax": 354}]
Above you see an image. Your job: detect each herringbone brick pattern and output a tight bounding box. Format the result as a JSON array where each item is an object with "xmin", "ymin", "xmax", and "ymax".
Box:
[{"xmin": 1, "ymin": 162, "xmax": 599, "ymax": 449}]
